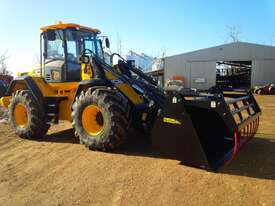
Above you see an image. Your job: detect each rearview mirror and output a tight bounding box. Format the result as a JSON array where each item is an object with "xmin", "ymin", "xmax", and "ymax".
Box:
[
  {"xmin": 105, "ymin": 38, "xmax": 110, "ymax": 48},
  {"xmin": 77, "ymin": 55, "xmax": 90, "ymax": 64}
]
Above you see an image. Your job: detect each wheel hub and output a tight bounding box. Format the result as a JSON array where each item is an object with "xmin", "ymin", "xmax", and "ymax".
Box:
[
  {"xmin": 14, "ymin": 103, "xmax": 28, "ymax": 128},
  {"xmin": 82, "ymin": 105, "xmax": 104, "ymax": 136}
]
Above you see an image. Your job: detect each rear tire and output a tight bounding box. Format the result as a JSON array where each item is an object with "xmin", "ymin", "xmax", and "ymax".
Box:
[
  {"xmin": 72, "ymin": 88, "xmax": 132, "ymax": 151},
  {"xmin": 8, "ymin": 90, "xmax": 50, "ymax": 139}
]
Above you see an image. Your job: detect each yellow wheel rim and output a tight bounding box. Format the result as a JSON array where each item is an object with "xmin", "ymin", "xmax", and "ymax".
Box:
[
  {"xmin": 14, "ymin": 103, "xmax": 28, "ymax": 128},
  {"xmin": 82, "ymin": 105, "xmax": 104, "ymax": 136}
]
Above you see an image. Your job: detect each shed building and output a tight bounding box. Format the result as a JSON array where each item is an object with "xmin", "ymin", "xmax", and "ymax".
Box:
[{"xmin": 164, "ymin": 42, "xmax": 275, "ymax": 89}]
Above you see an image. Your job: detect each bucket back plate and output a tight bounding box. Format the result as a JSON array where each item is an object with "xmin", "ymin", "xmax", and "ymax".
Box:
[{"xmin": 152, "ymin": 93, "xmax": 209, "ymax": 169}]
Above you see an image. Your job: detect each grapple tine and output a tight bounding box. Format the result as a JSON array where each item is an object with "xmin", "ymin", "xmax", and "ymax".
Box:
[
  {"xmin": 226, "ymin": 131, "xmax": 239, "ymax": 165},
  {"xmin": 248, "ymin": 122, "xmax": 252, "ymax": 139},
  {"xmin": 251, "ymin": 120, "xmax": 256, "ymax": 138}
]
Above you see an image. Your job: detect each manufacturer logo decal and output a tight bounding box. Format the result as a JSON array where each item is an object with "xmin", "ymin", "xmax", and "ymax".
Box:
[{"xmin": 163, "ymin": 117, "xmax": 182, "ymax": 125}]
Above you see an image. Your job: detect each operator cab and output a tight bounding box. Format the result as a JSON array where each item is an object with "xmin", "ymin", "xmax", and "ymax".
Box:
[{"xmin": 41, "ymin": 23, "xmax": 104, "ymax": 82}]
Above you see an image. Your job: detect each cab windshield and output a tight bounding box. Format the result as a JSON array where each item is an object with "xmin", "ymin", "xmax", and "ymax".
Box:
[
  {"xmin": 66, "ymin": 29, "xmax": 103, "ymax": 61},
  {"xmin": 46, "ymin": 29, "xmax": 104, "ymax": 62}
]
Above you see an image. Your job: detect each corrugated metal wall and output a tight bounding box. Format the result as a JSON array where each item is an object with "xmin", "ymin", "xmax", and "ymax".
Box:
[
  {"xmin": 252, "ymin": 60, "xmax": 275, "ymax": 86},
  {"xmin": 190, "ymin": 61, "xmax": 216, "ymax": 89},
  {"xmin": 164, "ymin": 56, "xmax": 191, "ymax": 87},
  {"xmin": 164, "ymin": 59, "xmax": 216, "ymax": 89}
]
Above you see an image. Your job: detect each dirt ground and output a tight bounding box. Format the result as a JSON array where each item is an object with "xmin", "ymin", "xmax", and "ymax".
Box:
[{"xmin": 0, "ymin": 95, "xmax": 274, "ymax": 206}]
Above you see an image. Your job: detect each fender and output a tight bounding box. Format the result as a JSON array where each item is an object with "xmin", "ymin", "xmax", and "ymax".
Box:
[
  {"xmin": 72, "ymin": 78, "xmax": 113, "ymax": 107},
  {"xmin": 74, "ymin": 79, "xmax": 113, "ymax": 98},
  {"xmin": 5, "ymin": 76, "xmax": 45, "ymax": 108}
]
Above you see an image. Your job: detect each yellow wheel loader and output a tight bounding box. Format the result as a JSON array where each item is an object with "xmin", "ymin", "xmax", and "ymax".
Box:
[{"xmin": 0, "ymin": 23, "xmax": 261, "ymax": 170}]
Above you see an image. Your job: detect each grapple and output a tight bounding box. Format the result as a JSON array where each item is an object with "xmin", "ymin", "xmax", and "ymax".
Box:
[{"xmin": 152, "ymin": 88, "xmax": 261, "ymax": 171}]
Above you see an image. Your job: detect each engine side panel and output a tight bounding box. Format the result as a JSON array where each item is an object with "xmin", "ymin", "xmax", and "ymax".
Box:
[{"xmin": 1, "ymin": 76, "xmax": 80, "ymax": 121}]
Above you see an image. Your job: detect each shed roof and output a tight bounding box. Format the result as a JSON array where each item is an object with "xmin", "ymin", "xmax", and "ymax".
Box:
[{"xmin": 166, "ymin": 42, "xmax": 275, "ymax": 61}]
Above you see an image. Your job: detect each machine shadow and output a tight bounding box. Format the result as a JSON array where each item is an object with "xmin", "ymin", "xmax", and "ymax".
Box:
[
  {"xmin": 220, "ymin": 136, "xmax": 275, "ymax": 180},
  {"xmin": 117, "ymin": 134, "xmax": 275, "ymax": 180},
  {"xmin": 114, "ymin": 133, "xmax": 162, "ymax": 158},
  {"xmin": 41, "ymin": 129, "xmax": 275, "ymax": 180},
  {"xmin": 41, "ymin": 128, "xmax": 79, "ymax": 144}
]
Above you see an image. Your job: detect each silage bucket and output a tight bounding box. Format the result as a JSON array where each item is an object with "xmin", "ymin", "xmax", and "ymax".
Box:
[{"xmin": 152, "ymin": 88, "xmax": 261, "ymax": 171}]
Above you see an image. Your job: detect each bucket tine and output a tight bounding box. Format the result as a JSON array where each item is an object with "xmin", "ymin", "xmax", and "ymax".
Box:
[
  {"xmin": 226, "ymin": 131, "xmax": 239, "ymax": 164},
  {"xmin": 251, "ymin": 121, "xmax": 255, "ymax": 138},
  {"xmin": 248, "ymin": 123, "xmax": 252, "ymax": 138}
]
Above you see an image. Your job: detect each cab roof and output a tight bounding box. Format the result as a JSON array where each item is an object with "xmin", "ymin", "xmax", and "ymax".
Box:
[{"xmin": 40, "ymin": 23, "xmax": 101, "ymax": 34}]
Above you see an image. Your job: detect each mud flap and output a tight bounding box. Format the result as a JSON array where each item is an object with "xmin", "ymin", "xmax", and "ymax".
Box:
[{"xmin": 152, "ymin": 89, "xmax": 261, "ymax": 171}]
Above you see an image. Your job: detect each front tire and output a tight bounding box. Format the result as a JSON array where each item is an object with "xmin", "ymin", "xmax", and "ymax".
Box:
[
  {"xmin": 72, "ymin": 88, "xmax": 131, "ymax": 151},
  {"xmin": 8, "ymin": 90, "xmax": 50, "ymax": 139}
]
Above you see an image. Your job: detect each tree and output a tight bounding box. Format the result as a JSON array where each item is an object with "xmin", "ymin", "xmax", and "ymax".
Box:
[
  {"xmin": 226, "ymin": 25, "xmax": 241, "ymax": 43},
  {"xmin": 0, "ymin": 51, "xmax": 10, "ymax": 75},
  {"xmin": 158, "ymin": 48, "xmax": 166, "ymax": 58}
]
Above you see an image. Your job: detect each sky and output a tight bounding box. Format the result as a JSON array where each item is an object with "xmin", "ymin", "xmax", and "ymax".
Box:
[{"xmin": 0, "ymin": 0, "xmax": 275, "ymax": 74}]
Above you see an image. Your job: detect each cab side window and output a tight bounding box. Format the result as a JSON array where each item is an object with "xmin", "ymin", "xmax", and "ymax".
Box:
[{"xmin": 46, "ymin": 30, "xmax": 65, "ymax": 60}]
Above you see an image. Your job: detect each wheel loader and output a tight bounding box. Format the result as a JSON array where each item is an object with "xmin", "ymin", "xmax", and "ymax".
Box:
[{"xmin": 0, "ymin": 23, "xmax": 261, "ymax": 170}]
